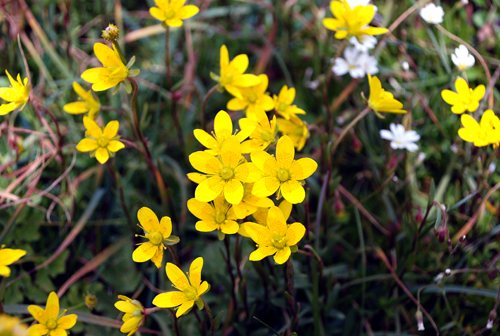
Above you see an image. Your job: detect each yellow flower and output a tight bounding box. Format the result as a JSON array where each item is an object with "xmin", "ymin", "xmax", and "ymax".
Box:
[
  {"xmin": 115, "ymin": 295, "xmax": 145, "ymax": 336},
  {"xmin": 27, "ymin": 292, "xmax": 78, "ymax": 336},
  {"xmin": 244, "ymin": 206, "xmax": 305, "ymax": 264},
  {"xmin": 251, "ymin": 135, "xmax": 317, "ymax": 204},
  {"xmin": 241, "ymin": 107, "xmax": 278, "ymax": 153},
  {"xmin": 458, "ymin": 110, "xmax": 500, "ymax": 147},
  {"xmin": 239, "ymin": 200, "xmax": 292, "ymax": 237},
  {"xmin": 81, "ymin": 43, "xmax": 139, "ymax": 92},
  {"xmin": 76, "ymin": 116, "xmax": 125, "ymax": 164},
  {"xmin": 187, "ymin": 196, "xmax": 239, "ymax": 237},
  {"xmin": 133, "ymin": 207, "xmax": 179, "ymax": 268},
  {"xmin": 0, "ymin": 71, "xmax": 30, "ymax": 115},
  {"xmin": 0, "ymin": 314, "xmax": 28, "ymax": 336},
  {"xmin": 193, "ymin": 110, "xmax": 256, "ymax": 155},
  {"xmin": 232, "ymin": 183, "xmax": 274, "ymax": 219},
  {"xmin": 441, "ymin": 78, "xmax": 485, "ymax": 114},
  {"xmin": 0, "ymin": 247, "xmax": 26, "ymax": 277},
  {"xmin": 189, "ymin": 135, "xmax": 261, "ymax": 204},
  {"xmin": 213, "ymin": 45, "xmax": 261, "ymax": 99},
  {"xmin": 273, "ymin": 86, "xmax": 306, "ymax": 120},
  {"xmin": 150, "ymin": 0, "xmax": 199, "ymax": 27},
  {"xmin": 63, "ymin": 82, "xmax": 100, "ymax": 119},
  {"xmin": 365, "ymin": 74, "xmax": 406, "ymax": 115},
  {"xmin": 227, "ymin": 74, "xmax": 275, "ymax": 117},
  {"xmin": 277, "ymin": 116, "xmax": 309, "ymax": 151},
  {"xmin": 322, "ymin": 1, "xmax": 388, "ymax": 39},
  {"xmin": 153, "ymin": 257, "xmax": 210, "ymax": 317}
]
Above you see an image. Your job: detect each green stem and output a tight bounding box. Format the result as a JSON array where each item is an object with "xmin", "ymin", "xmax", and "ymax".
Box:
[
  {"xmin": 331, "ymin": 107, "xmax": 370, "ymax": 157},
  {"xmin": 201, "ymin": 85, "xmax": 218, "ymax": 131},
  {"xmin": 165, "ymin": 26, "xmax": 173, "ymax": 89},
  {"xmin": 167, "ymin": 245, "xmax": 180, "ymax": 267}
]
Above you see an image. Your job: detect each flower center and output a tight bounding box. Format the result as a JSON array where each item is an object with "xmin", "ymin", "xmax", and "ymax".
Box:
[
  {"xmin": 294, "ymin": 126, "xmax": 304, "ymax": 135},
  {"xmin": 98, "ymin": 136, "xmax": 109, "ymax": 147},
  {"xmin": 278, "ymin": 102, "xmax": 288, "ymax": 112},
  {"xmin": 261, "ymin": 130, "xmax": 274, "ymax": 142},
  {"xmin": 220, "ymin": 167, "xmax": 234, "ymax": 180},
  {"xmin": 184, "ymin": 286, "xmax": 198, "ymax": 301},
  {"xmin": 247, "ymin": 91, "xmax": 258, "ymax": 103},
  {"xmin": 147, "ymin": 231, "xmax": 163, "ymax": 245},
  {"xmin": 215, "ymin": 211, "xmax": 226, "ymax": 224},
  {"xmin": 165, "ymin": 8, "xmax": 176, "ymax": 19},
  {"xmin": 277, "ymin": 168, "xmax": 290, "ymax": 182},
  {"xmin": 46, "ymin": 319, "xmax": 57, "ymax": 330},
  {"xmin": 271, "ymin": 236, "xmax": 288, "ymax": 249}
]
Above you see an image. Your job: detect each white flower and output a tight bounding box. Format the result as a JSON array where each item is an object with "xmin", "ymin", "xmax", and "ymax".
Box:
[
  {"xmin": 358, "ymin": 53, "xmax": 378, "ymax": 75},
  {"xmin": 461, "ymin": 0, "xmax": 469, "ymax": 5},
  {"xmin": 451, "ymin": 45, "xmax": 475, "ymax": 71},
  {"xmin": 489, "ymin": 162, "xmax": 496, "ymax": 173},
  {"xmin": 420, "ymin": 3, "xmax": 444, "ymax": 24},
  {"xmin": 402, "ymin": 61, "xmax": 409, "ymax": 71},
  {"xmin": 349, "ymin": 35, "xmax": 377, "ymax": 52},
  {"xmin": 332, "ymin": 47, "xmax": 365, "ymax": 78},
  {"xmin": 380, "ymin": 123, "xmax": 420, "ymax": 152},
  {"xmin": 487, "ymin": 319, "xmax": 494, "ymax": 329}
]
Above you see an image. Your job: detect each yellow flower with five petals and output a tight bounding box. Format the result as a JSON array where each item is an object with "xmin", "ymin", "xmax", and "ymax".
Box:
[
  {"xmin": 27, "ymin": 292, "xmax": 78, "ymax": 336},
  {"xmin": 133, "ymin": 207, "xmax": 179, "ymax": 268},
  {"xmin": 241, "ymin": 107, "xmax": 278, "ymax": 153},
  {"xmin": 81, "ymin": 43, "xmax": 139, "ymax": 92},
  {"xmin": 150, "ymin": 0, "xmax": 199, "ymax": 27},
  {"xmin": 273, "ymin": 86, "xmax": 306, "ymax": 120},
  {"xmin": 114, "ymin": 295, "xmax": 145, "ymax": 336},
  {"xmin": 0, "ymin": 247, "xmax": 26, "ymax": 277},
  {"xmin": 189, "ymin": 135, "xmax": 261, "ymax": 204},
  {"xmin": 244, "ymin": 206, "xmax": 305, "ymax": 264},
  {"xmin": 0, "ymin": 71, "xmax": 29, "ymax": 116},
  {"xmin": 277, "ymin": 116, "xmax": 309, "ymax": 151},
  {"xmin": 188, "ymin": 196, "xmax": 239, "ymax": 237},
  {"xmin": 153, "ymin": 257, "xmax": 210, "ymax": 317},
  {"xmin": 251, "ymin": 135, "xmax": 317, "ymax": 204},
  {"xmin": 212, "ymin": 45, "xmax": 261, "ymax": 99},
  {"xmin": 441, "ymin": 78, "xmax": 485, "ymax": 114},
  {"xmin": 193, "ymin": 110, "xmax": 256, "ymax": 155},
  {"xmin": 76, "ymin": 116, "xmax": 125, "ymax": 164},
  {"xmin": 232, "ymin": 183, "xmax": 274, "ymax": 219},
  {"xmin": 63, "ymin": 82, "xmax": 100, "ymax": 119},
  {"xmin": 227, "ymin": 74, "xmax": 275, "ymax": 117},
  {"xmin": 458, "ymin": 110, "xmax": 500, "ymax": 147},
  {"xmin": 322, "ymin": 1, "xmax": 388, "ymax": 39},
  {"xmin": 365, "ymin": 74, "xmax": 406, "ymax": 116}
]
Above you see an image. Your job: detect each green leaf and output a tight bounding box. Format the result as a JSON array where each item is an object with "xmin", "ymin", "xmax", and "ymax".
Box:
[
  {"xmin": 214, "ymin": 310, "xmax": 224, "ymax": 330},
  {"xmin": 434, "ymin": 207, "xmax": 442, "ymax": 230},
  {"xmin": 126, "ymin": 56, "xmax": 136, "ymax": 68},
  {"xmin": 427, "ymin": 179, "xmax": 435, "ymax": 210},
  {"xmin": 448, "ymin": 191, "xmax": 478, "ymax": 212}
]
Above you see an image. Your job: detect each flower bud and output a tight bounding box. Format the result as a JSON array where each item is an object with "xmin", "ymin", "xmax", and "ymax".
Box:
[
  {"xmin": 416, "ymin": 310, "xmax": 424, "ymax": 330},
  {"xmin": 415, "ymin": 206, "xmax": 422, "ymax": 223},
  {"xmin": 85, "ymin": 293, "xmax": 98, "ymax": 310},
  {"xmin": 436, "ymin": 225, "xmax": 448, "ymax": 243},
  {"xmin": 102, "ymin": 24, "xmax": 120, "ymax": 42},
  {"xmin": 487, "ymin": 310, "xmax": 496, "ymax": 329}
]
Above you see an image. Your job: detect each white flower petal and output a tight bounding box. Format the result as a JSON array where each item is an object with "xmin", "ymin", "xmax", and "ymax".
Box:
[{"xmin": 380, "ymin": 129, "xmax": 395, "ymax": 140}]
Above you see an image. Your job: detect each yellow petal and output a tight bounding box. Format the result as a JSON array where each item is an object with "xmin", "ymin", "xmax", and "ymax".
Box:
[
  {"xmin": 451, "ymin": 103, "xmax": 466, "ymax": 114},
  {"xmin": 230, "ymin": 54, "xmax": 249, "ymax": 74},
  {"xmin": 178, "ymin": 5, "xmax": 199, "ymax": 19},
  {"xmin": 189, "ymin": 257, "xmax": 203, "ymax": 288},
  {"xmin": 187, "ymin": 173, "xmax": 208, "ymax": 184},
  {"xmin": 81, "ymin": 67, "xmax": 107, "ymax": 84},
  {"xmin": 234, "ymin": 74, "xmax": 261, "ymax": 87},
  {"xmin": 195, "ymin": 220, "xmax": 218, "ymax": 232},
  {"xmin": 322, "ymin": 18, "xmax": 341, "ymax": 31},
  {"xmin": 187, "ymin": 198, "xmax": 213, "ymax": 220},
  {"xmin": 198, "ymin": 281, "xmax": 210, "ymax": 296},
  {"xmin": 0, "ymin": 102, "xmax": 19, "ymax": 115},
  {"xmin": 252, "ymin": 177, "xmax": 281, "ymax": 197},
  {"xmin": 193, "ymin": 129, "xmax": 218, "ymax": 150},
  {"xmin": 72, "ymin": 81, "xmax": 88, "ymax": 98},
  {"xmin": 368, "ymin": 74, "xmax": 382, "ymax": 101},
  {"xmin": 166, "ymin": 262, "xmax": 190, "ymax": 290},
  {"xmin": 250, "ymin": 150, "xmax": 276, "ymax": 173},
  {"xmin": 115, "ymin": 301, "xmax": 140, "ymax": 313},
  {"xmin": 223, "ymin": 179, "xmax": 244, "ymax": 204},
  {"xmin": 214, "ymin": 110, "xmax": 233, "ymax": 138},
  {"xmin": 276, "ymin": 135, "xmax": 295, "ymax": 168},
  {"xmin": 76, "ymin": 139, "xmax": 99, "ymax": 152},
  {"xmin": 132, "ymin": 242, "xmax": 158, "ymax": 262},
  {"xmin": 28, "ymin": 324, "xmax": 49, "ymax": 336},
  {"xmin": 454, "ymin": 78, "xmax": 469, "ymax": 96},
  {"xmin": 234, "ymin": 162, "xmax": 261, "ymax": 183},
  {"xmin": 175, "ymin": 300, "xmax": 194, "ymax": 317},
  {"xmin": 151, "ymin": 248, "xmax": 164, "ymax": 268},
  {"xmin": 220, "ymin": 220, "xmax": 240, "ymax": 234},
  {"xmin": 273, "ymin": 247, "xmax": 291, "ymax": 264},
  {"xmin": 220, "ymin": 136, "xmax": 241, "ymax": 168},
  {"xmin": 63, "ymin": 102, "xmax": 88, "ymax": 114},
  {"xmin": 461, "ymin": 113, "xmax": 480, "ymax": 130},
  {"xmin": 166, "ymin": 18, "xmax": 183, "ymax": 27},
  {"xmin": 279, "ymin": 200, "xmax": 293, "ymax": 220},
  {"xmin": 95, "ymin": 147, "xmax": 110, "ymax": 164},
  {"xmin": 94, "ymin": 43, "xmax": 121, "ymax": 67},
  {"xmin": 107, "ymin": 140, "xmax": 125, "ymax": 153},
  {"xmin": 289, "ymin": 158, "xmax": 317, "ymax": 180},
  {"xmin": 57, "ymin": 314, "xmax": 77, "ymax": 329},
  {"xmin": 472, "ymin": 85, "xmax": 485, "ymax": 101},
  {"xmin": 286, "ymin": 223, "xmax": 306, "ymax": 246},
  {"xmin": 227, "ymin": 97, "xmax": 248, "ymax": 111},
  {"xmin": 220, "ymin": 45, "xmax": 229, "ymax": 69},
  {"xmin": 153, "ymin": 291, "xmax": 188, "ymax": 308},
  {"xmin": 150, "ymin": 7, "xmax": 166, "ymax": 21},
  {"xmin": 360, "ymin": 27, "xmax": 388, "ymax": 36},
  {"xmin": 280, "ymin": 180, "xmax": 305, "ymax": 204},
  {"xmin": 120, "ymin": 316, "xmax": 142, "ymax": 334},
  {"xmin": 138, "ymin": 207, "xmax": 161, "ymax": 232},
  {"xmin": 103, "ymin": 120, "xmax": 119, "ymax": 139},
  {"xmin": 189, "ymin": 151, "xmax": 222, "ymax": 174},
  {"xmin": 250, "ymin": 246, "xmax": 277, "ymax": 261},
  {"xmin": 160, "ymin": 216, "xmax": 173, "ymax": 238},
  {"xmin": 195, "ymin": 176, "xmax": 225, "ymax": 202},
  {"xmin": 266, "ymin": 206, "xmax": 287, "ymax": 236},
  {"xmin": 27, "ymin": 305, "xmax": 44, "ymax": 321},
  {"xmin": 46, "ymin": 292, "xmax": 60, "ymax": 317}
]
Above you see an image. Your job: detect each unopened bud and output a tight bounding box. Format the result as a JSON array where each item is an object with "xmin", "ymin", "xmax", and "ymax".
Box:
[
  {"xmin": 334, "ymin": 199, "xmax": 345, "ymax": 218},
  {"xmin": 85, "ymin": 293, "xmax": 98, "ymax": 310},
  {"xmin": 444, "ymin": 268, "xmax": 451, "ymax": 276},
  {"xmin": 487, "ymin": 310, "xmax": 496, "ymax": 329},
  {"xmin": 415, "ymin": 206, "xmax": 422, "ymax": 223},
  {"xmin": 416, "ymin": 310, "xmax": 424, "ymax": 330},
  {"xmin": 459, "ymin": 235, "xmax": 466, "ymax": 243},
  {"xmin": 402, "ymin": 61, "xmax": 409, "ymax": 71},
  {"xmin": 102, "ymin": 24, "xmax": 120, "ymax": 42},
  {"xmin": 352, "ymin": 135, "xmax": 362, "ymax": 153},
  {"xmin": 436, "ymin": 225, "xmax": 448, "ymax": 243}
]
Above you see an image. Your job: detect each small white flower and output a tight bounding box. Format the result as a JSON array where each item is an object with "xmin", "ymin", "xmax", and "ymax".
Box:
[
  {"xmin": 461, "ymin": 0, "xmax": 469, "ymax": 5},
  {"xmin": 380, "ymin": 123, "xmax": 420, "ymax": 152},
  {"xmin": 451, "ymin": 45, "xmax": 475, "ymax": 71},
  {"xmin": 358, "ymin": 53, "xmax": 379, "ymax": 75},
  {"xmin": 349, "ymin": 35, "xmax": 377, "ymax": 52},
  {"xmin": 417, "ymin": 320, "xmax": 425, "ymax": 331},
  {"xmin": 332, "ymin": 47, "xmax": 366, "ymax": 78},
  {"xmin": 434, "ymin": 272, "xmax": 444, "ymax": 282},
  {"xmin": 417, "ymin": 152, "xmax": 426, "ymax": 164},
  {"xmin": 487, "ymin": 319, "xmax": 494, "ymax": 329},
  {"xmin": 420, "ymin": 3, "xmax": 444, "ymax": 24},
  {"xmin": 489, "ymin": 162, "xmax": 496, "ymax": 173},
  {"xmin": 402, "ymin": 61, "xmax": 409, "ymax": 71}
]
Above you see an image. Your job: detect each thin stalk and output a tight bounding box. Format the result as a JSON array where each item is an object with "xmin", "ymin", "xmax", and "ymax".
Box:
[
  {"xmin": 286, "ymin": 259, "xmax": 297, "ymax": 331},
  {"xmin": 331, "ymin": 107, "xmax": 370, "ymax": 157},
  {"xmin": 105, "ymin": 161, "xmax": 134, "ymax": 231},
  {"xmin": 167, "ymin": 245, "xmax": 180, "ymax": 267},
  {"xmin": 202, "ymin": 298, "xmax": 215, "ymax": 336},
  {"xmin": 201, "ymin": 85, "xmax": 218, "ymax": 131},
  {"xmin": 234, "ymin": 235, "xmax": 249, "ymax": 319},
  {"xmin": 165, "ymin": 26, "xmax": 173, "ymax": 89},
  {"xmin": 223, "ymin": 237, "xmax": 238, "ymax": 312}
]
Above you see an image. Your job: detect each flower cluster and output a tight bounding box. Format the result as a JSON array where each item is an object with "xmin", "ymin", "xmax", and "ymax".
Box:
[{"xmin": 332, "ymin": 47, "xmax": 378, "ymax": 79}]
